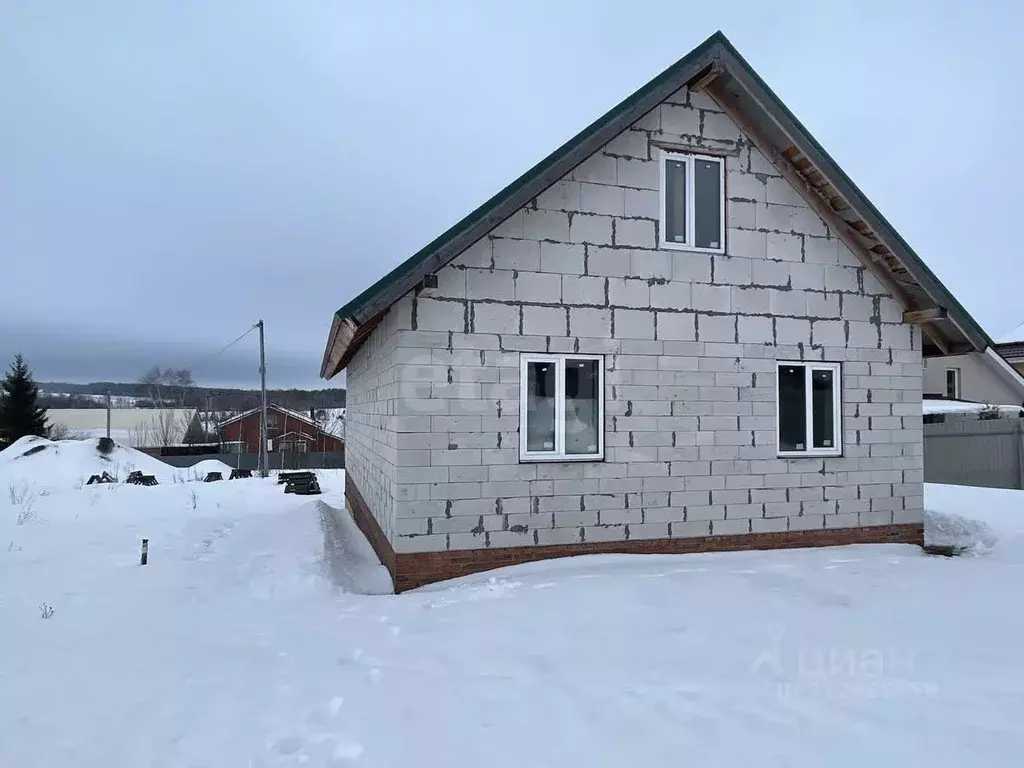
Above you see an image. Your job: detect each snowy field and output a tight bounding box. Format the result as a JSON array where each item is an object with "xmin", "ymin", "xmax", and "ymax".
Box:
[{"xmin": 2, "ymin": 438, "xmax": 1024, "ymax": 766}]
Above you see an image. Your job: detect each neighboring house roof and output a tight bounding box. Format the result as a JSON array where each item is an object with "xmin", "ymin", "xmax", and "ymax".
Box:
[
  {"xmin": 318, "ymin": 407, "xmax": 346, "ymax": 438},
  {"xmin": 276, "ymin": 430, "xmax": 316, "ymax": 442},
  {"xmin": 995, "ymin": 342, "xmax": 1024, "ymax": 363},
  {"xmin": 217, "ymin": 404, "xmax": 325, "ymax": 431},
  {"xmin": 47, "ymin": 408, "xmax": 198, "ymax": 445},
  {"xmin": 321, "ymin": 30, "xmax": 991, "ymax": 379},
  {"xmin": 993, "ymin": 320, "xmax": 1024, "ymax": 361}
]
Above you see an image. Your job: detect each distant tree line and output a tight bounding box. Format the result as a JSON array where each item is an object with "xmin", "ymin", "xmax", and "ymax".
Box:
[
  {"xmin": 38, "ymin": 380, "xmax": 346, "ymax": 412},
  {"xmin": 2, "ymin": 355, "xmax": 347, "ymax": 451}
]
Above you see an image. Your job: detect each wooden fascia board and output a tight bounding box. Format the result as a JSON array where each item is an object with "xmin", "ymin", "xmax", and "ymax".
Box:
[
  {"xmin": 335, "ymin": 313, "xmax": 384, "ymax": 374},
  {"xmin": 705, "ymin": 81, "xmax": 960, "ymax": 356},
  {"xmin": 320, "ymin": 315, "xmax": 358, "ymax": 380},
  {"xmin": 903, "ymin": 308, "xmax": 948, "ymax": 324},
  {"xmin": 717, "ymin": 50, "xmax": 988, "ymax": 352},
  {"xmin": 320, "ymin": 314, "xmax": 343, "ymax": 379},
  {"xmin": 705, "ymin": 82, "xmax": 914, "ymax": 310},
  {"xmin": 689, "ymin": 62, "xmax": 723, "ymax": 92}
]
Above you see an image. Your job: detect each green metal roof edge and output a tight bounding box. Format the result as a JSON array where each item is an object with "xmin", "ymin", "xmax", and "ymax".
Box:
[
  {"xmin": 331, "ymin": 30, "xmax": 991, "ymax": 353},
  {"xmin": 331, "ymin": 31, "xmax": 727, "ymax": 323},
  {"xmin": 713, "ymin": 37, "xmax": 993, "ymax": 348}
]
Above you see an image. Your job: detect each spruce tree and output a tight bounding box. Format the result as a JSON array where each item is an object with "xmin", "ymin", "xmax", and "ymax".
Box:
[{"xmin": 0, "ymin": 354, "xmax": 48, "ymax": 445}]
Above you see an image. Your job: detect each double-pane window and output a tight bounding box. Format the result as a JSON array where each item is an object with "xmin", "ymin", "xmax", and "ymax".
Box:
[
  {"xmin": 520, "ymin": 355, "xmax": 604, "ymax": 461},
  {"xmin": 777, "ymin": 362, "xmax": 842, "ymax": 457},
  {"xmin": 660, "ymin": 151, "xmax": 725, "ymax": 253}
]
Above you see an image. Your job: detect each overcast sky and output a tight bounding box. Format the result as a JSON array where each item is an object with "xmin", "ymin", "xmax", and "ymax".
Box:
[{"xmin": 2, "ymin": 1, "xmax": 1021, "ymax": 389}]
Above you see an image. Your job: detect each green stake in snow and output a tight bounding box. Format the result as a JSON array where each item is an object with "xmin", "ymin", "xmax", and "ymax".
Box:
[{"xmin": 140, "ymin": 538, "xmax": 149, "ymax": 566}]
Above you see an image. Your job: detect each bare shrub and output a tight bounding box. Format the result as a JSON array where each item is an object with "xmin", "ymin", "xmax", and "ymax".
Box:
[
  {"xmin": 48, "ymin": 423, "xmax": 88, "ymax": 441},
  {"xmin": 189, "ymin": 489, "xmax": 198, "ymax": 511},
  {"xmin": 9, "ymin": 481, "xmax": 36, "ymax": 526},
  {"xmin": 39, "ymin": 602, "xmax": 54, "ymax": 619}
]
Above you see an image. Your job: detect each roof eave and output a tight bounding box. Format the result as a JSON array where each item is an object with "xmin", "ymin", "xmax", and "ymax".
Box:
[
  {"xmin": 711, "ymin": 39, "xmax": 989, "ymax": 354},
  {"xmin": 320, "ymin": 314, "xmax": 344, "ymax": 379}
]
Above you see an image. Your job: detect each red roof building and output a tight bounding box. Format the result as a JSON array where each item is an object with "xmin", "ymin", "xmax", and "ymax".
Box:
[{"xmin": 218, "ymin": 404, "xmax": 344, "ymax": 454}]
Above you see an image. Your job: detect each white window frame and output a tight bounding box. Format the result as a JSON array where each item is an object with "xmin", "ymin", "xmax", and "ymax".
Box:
[
  {"xmin": 775, "ymin": 361, "xmax": 843, "ymax": 458},
  {"xmin": 658, "ymin": 149, "xmax": 726, "ymax": 254},
  {"xmin": 519, "ymin": 354, "xmax": 604, "ymax": 462},
  {"xmin": 946, "ymin": 368, "xmax": 961, "ymax": 399}
]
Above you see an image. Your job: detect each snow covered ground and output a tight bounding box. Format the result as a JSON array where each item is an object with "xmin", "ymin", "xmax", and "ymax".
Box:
[
  {"xmin": 0, "ymin": 435, "xmax": 232, "ymax": 491},
  {"xmin": 2, "ymin": 441, "xmax": 1024, "ymax": 766}
]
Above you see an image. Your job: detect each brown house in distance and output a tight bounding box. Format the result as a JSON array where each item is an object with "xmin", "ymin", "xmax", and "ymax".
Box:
[{"xmin": 218, "ymin": 404, "xmax": 344, "ymax": 454}]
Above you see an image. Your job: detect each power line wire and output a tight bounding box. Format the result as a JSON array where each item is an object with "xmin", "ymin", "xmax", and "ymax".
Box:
[{"xmin": 183, "ymin": 323, "xmax": 260, "ymax": 375}]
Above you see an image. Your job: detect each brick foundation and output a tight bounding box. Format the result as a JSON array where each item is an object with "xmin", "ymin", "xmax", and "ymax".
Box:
[
  {"xmin": 346, "ymin": 476, "xmax": 924, "ymax": 593},
  {"xmin": 345, "ymin": 474, "xmax": 395, "ymax": 576}
]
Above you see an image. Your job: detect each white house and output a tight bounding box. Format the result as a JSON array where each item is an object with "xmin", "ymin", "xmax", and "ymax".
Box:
[{"xmin": 320, "ymin": 32, "xmax": 996, "ymax": 591}]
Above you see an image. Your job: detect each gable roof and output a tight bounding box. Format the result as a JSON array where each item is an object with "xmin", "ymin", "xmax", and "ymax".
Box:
[
  {"xmin": 217, "ymin": 403, "xmax": 319, "ymax": 430},
  {"xmin": 322, "ymin": 31, "xmax": 991, "ymax": 379}
]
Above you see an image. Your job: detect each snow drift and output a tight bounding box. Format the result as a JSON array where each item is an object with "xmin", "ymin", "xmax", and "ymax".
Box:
[
  {"xmin": 924, "ymin": 508, "xmax": 998, "ymax": 555},
  {"xmin": 0, "ymin": 436, "xmax": 185, "ymax": 492}
]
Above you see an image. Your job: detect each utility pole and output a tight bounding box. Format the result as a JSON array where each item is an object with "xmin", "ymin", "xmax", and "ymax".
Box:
[
  {"xmin": 257, "ymin": 319, "xmax": 268, "ymax": 478},
  {"xmin": 105, "ymin": 389, "xmax": 112, "ymax": 439}
]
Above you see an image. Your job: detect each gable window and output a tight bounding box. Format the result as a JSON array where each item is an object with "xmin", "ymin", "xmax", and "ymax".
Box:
[
  {"xmin": 946, "ymin": 368, "xmax": 961, "ymax": 399},
  {"xmin": 659, "ymin": 151, "xmax": 725, "ymax": 253},
  {"xmin": 520, "ymin": 354, "xmax": 604, "ymax": 461},
  {"xmin": 776, "ymin": 361, "xmax": 842, "ymax": 457}
]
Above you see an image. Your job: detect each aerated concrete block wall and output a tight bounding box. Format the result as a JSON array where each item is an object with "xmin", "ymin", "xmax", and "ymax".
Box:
[
  {"xmin": 344, "ymin": 308, "xmax": 407, "ymax": 543},
  {"xmin": 354, "ymin": 85, "xmax": 924, "ymax": 555}
]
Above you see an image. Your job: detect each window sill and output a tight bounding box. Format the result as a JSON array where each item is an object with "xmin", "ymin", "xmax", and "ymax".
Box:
[
  {"xmin": 658, "ymin": 241, "xmax": 725, "ymax": 254},
  {"xmin": 777, "ymin": 451, "xmax": 843, "ymax": 459},
  {"xmin": 519, "ymin": 454, "xmax": 604, "ymax": 463}
]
